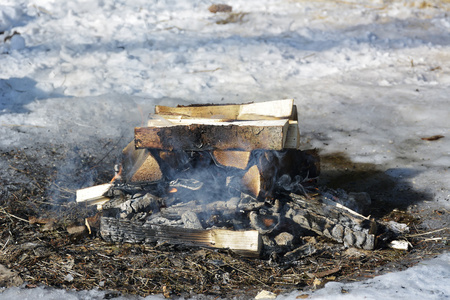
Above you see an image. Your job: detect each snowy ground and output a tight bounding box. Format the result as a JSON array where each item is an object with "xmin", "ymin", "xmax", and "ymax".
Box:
[{"xmin": 1, "ymin": 0, "xmax": 449, "ymax": 299}]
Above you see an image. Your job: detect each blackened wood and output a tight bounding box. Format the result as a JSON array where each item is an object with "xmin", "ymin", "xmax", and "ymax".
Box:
[
  {"xmin": 240, "ymin": 149, "xmax": 320, "ymax": 198},
  {"xmin": 100, "ymin": 217, "xmax": 261, "ymax": 257},
  {"xmin": 286, "ymin": 193, "xmax": 377, "ymax": 250}
]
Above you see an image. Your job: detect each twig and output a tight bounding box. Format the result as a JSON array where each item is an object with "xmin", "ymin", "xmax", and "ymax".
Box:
[
  {"xmin": 405, "ymin": 227, "xmax": 449, "ymax": 237},
  {"xmin": 224, "ymin": 262, "xmax": 270, "ymax": 287},
  {"xmin": 91, "ymin": 136, "xmax": 124, "ymax": 169},
  {"xmin": 1, "ymin": 123, "xmax": 45, "ymax": 128},
  {"xmin": 97, "ymin": 253, "xmax": 119, "ymax": 261},
  {"xmin": 421, "ymin": 237, "xmax": 445, "ymax": 242},
  {"xmin": 1, "ymin": 236, "xmax": 10, "ymax": 252},
  {"xmin": 191, "ymin": 67, "xmax": 221, "ymax": 73},
  {"xmin": 185, "ymin": 258, "xmax": 214, "ymax": 275},
  {"xmin": 0, "ymin": 207, "xmax": 30, "ymax": 223}
]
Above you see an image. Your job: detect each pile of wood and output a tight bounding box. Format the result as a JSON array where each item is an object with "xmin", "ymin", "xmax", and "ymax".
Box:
[
  {"xmin": 77, "ymin": 99, "xmax": 377, "ymax": 258},
  {"xmin": 125, "ymin": 99, "xmax": 319, "ymax": 197}
]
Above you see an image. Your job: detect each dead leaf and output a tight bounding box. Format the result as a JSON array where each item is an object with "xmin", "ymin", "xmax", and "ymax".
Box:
[
  {"xmin": 313, "ymin": 277, "xmax": 322, "ymax": 288},
  {"xmin": 296, "ymin": 294, "xmax": 310, "ymax": 299},
  {"xmin": 421, "ymin": 135, "xmax": 444, "ymax": 141},
  {"xmin": 209, "ymin": 4, "xmax": 232, "ymax": 13},
  {"xmin": 162, "ymin": 285, "xmax": 170, "ymax": 298},
  {"xmin": 28, "ymin": 216, "xmax": 56, "ymax": 225},
  {"xmin": 312, "ymin": 265, "xmax": 341, "ymax": 278}
]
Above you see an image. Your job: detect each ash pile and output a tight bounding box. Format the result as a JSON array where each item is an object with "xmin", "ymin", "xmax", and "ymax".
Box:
[{"xmin": 77, "ymin": 99, "xmax": 377, "ymax": 258}]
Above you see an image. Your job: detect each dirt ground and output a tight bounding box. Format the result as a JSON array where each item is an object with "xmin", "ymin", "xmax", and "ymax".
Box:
[{"xmin": 0, "ymin": 143, "xmax": 448, "ymax": 298}]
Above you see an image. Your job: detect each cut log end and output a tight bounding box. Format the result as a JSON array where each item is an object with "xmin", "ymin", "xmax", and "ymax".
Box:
[{"xmin": 212, "ymin": 150, "xmax": 251, "ymax": 169}]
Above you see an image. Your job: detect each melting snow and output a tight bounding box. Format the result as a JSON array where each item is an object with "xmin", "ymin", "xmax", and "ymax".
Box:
[{"xmin": 0, "ymin": 0, "xmax": 449, "ymax": 298}]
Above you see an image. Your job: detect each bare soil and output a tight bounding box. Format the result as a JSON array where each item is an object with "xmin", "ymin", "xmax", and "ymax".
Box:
[{"xmin": 0, "ymin": 143, "xmax": 448, "ymax": 299}]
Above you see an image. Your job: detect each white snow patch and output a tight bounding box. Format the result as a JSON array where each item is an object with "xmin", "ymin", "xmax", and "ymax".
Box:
[{"xmin": 0, "ymin": 0, "xmax": 449, "ymax": 298}]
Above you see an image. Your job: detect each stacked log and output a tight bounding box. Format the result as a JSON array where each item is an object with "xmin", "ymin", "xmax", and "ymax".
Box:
[
  {"xmin": 124, "ymin": 99, "xmax": 319, "ymax": 198},
  {"xmin": 77, "ymin": 99, "xmax": 378, "ymax": 256}
]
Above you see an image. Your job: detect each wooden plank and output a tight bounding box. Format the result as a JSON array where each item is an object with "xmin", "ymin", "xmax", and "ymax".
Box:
[
  {"xmin": 135, "ymin": 119, "xmax": 290, "ymax": 151},
  {"xmin": 100, "ymin": 217, "xmax": 262, "ymax": 257},
  {"xmin": 155, "ymin": 99, "xmax": 294, "ymax": 121},
  {"xmin": 76, "ymin": 183, "xmax": 113, "ymax": 209},
  {"xmin": 148, "ymin": 118, "xmax": 299, "ymax": 150},
  {"xmin": 122, "ymin": 141, "xmax": 163, "ymax": 182},
  {"xmin": 238, "ymin": 99, "xmax": 294, "ymax": 120}
]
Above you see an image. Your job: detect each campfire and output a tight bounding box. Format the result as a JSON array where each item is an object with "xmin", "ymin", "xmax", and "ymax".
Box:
[{"xmin": 76, "ymin": 99, "xmax": 377, "ymax": 258}]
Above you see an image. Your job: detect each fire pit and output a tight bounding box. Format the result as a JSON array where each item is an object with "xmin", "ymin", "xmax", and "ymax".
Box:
[{"xmin": 77, "ymin": 99, "xmax": 377, "ymax": 258}]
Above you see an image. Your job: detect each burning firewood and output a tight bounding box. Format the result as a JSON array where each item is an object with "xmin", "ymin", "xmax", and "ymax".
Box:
[
  {"xmin": 77, "ymin": 99, "xmax": 380, "ymax": 256},
  {"xmin": 76, "ymin": 183, "xmax": 113, "ymax": 209},
  {"xmin": 286, "ymin": 193, "xmax": 377, "ymax": 250},
  {"xmin": 100, "ymin": 217, "xmax": 262, "ymax": 257},
  {"xmin": 241, "ymin": 149, "xmax": 320, "ymax": 198},
  {"xmin": 212, "ymin": 150, "xmax": 251, "ymax": 169},
  {"xmin": 122, "ymin": 141, "xmax": 163, "ymax": 182}
]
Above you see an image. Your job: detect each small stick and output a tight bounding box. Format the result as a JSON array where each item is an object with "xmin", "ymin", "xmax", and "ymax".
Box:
[
  {"xmin": 405, "ymin": 227, "xmax": 448, "ymax": 237},
  {"xmin": 0, "ymin": 207, "xmax": 30, "ymax": 223},
  {"xmin": 224, "ymin": 262, "xmax": 270, "ymax": 287},
  {"xmin": 1, "ymin": 236, "xmax": 10, "ymax": 252}
]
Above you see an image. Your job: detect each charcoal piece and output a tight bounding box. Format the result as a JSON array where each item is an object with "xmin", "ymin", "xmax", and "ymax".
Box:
[
  {"xmin": 286, "ymin": 193, "xmax": 377, "ymax": 250},
  {"xmin": 274, "ymin": 232, "xmax": 294, "ymax": 247},
  {"xmin": 181, "ymin": 211, "xmax": 203, "ymax": 229},
  {"xmin": 249, "ymin": 211, "xmax": 280, "ymax": 234},
  {"xmin": 283, "ymin": 243, "xmax": 317, "ymax": 261},
  {"xmin": 131, "ymin": 193, "xmax": 161, "ymax": 213}
]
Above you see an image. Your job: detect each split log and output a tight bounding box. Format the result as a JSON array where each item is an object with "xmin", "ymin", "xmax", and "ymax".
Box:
[
  {"xmin": 284, "ymin": 121, "xmax": 300, "ymax": 149},
  {"xmin": 285, "ymin": 193, "xmax": 377, "ymax": 250},
  {"xmin": 212, "ymin": 150, "xmax": 251, "ymax": 169},
  {"xmin": 241, "ymin": 165, "xmax": 270, "ymax": 198},
  {"xmin": 100, "ymin": 217, "xmax": 262, "ymax": 257},
  {"xmin": 152, "ymin": 117, "xmax": 300, "ymax": 150},
  {"xmin": 76, "ymin": 183, "xmax": 113, "ymax": 209},
  {"xmin": 122, "ymin": 141, "xmax": 163, "ymax": 182},
  {"xmin": 135, "ymin": 119, "xmax": 290, "ymax": 151},
  {"xmin": 241, "ymin": 149, "xmax": 320, "ymax": 198},
  {"xmin": 155, "ymin": 99, "xmax": 295, "ymax": 121}
]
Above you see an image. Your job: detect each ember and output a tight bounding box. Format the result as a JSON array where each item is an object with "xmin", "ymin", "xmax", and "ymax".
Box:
[{"xmin": 77, "ymin": 99, "xmax": 377, "ymax": 258}]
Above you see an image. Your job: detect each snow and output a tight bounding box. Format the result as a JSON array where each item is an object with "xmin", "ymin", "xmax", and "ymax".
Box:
[
  {"xmin": 0, "ymin": 0, "xmax": 449, "ymax": 298},
  {"xmin": 281, "ymin": 253, "xmax": 450, "ymax": 300}
]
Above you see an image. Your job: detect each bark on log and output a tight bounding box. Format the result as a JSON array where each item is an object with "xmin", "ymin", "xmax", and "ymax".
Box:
[
  {"xmin": 135, "ymin": 119, "xmax": 290, "ymax": 151},
  {"xmin": 100, "ymin": 217, "xmax": 261, "ymax": 257}
]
